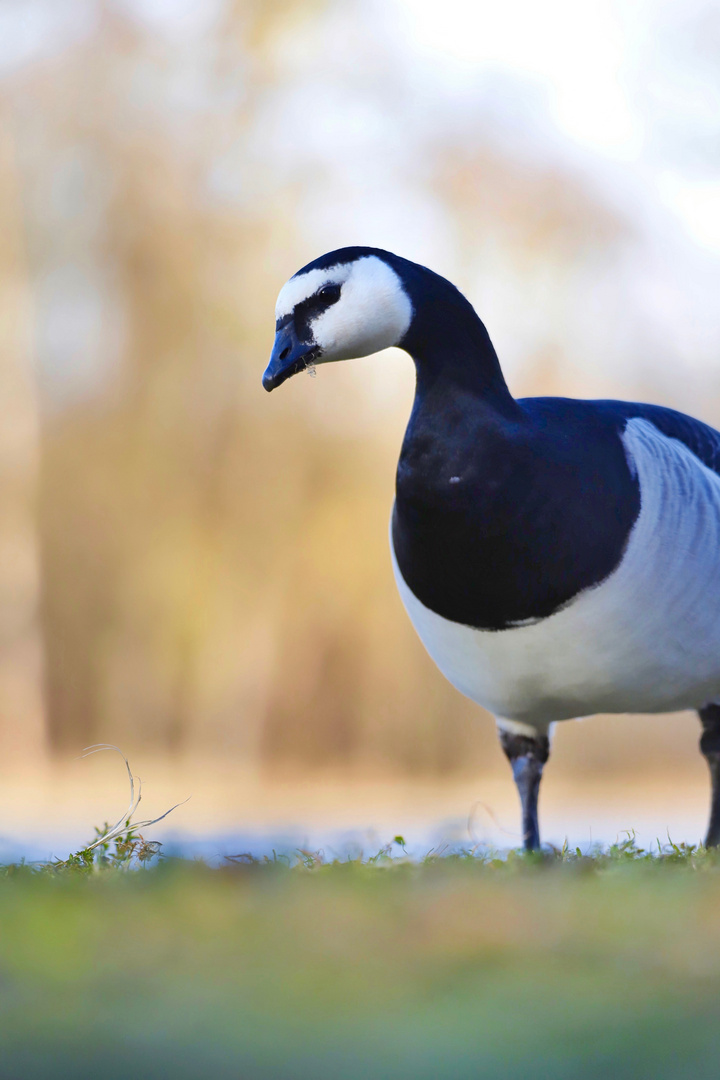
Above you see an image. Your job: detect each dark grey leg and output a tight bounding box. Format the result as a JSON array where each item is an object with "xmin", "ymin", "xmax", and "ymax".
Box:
[
  {"xmin": 498, "ymin": 726, "xmax": 550, "ymax": 851},
  {"xmin": 699, "ymin": 704, "xmax": 720, "ymax": 847}
]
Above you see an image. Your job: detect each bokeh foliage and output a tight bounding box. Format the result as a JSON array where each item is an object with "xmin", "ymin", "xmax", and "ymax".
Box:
[{"xmin": 3, "ymin": 1, "xmax": 719, "ymax": 775}]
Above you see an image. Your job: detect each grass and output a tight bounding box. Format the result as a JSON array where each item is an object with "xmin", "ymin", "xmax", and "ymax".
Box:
[
  {"xmin": 1, "ymin": 750, "xmax": 716, "ymax": 1078},
  {"xmin": 3, "ymin": 830, "xmax": 720, "ymax": 1079}
]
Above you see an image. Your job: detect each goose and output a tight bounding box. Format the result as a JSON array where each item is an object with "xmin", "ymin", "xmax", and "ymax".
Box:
[{"xmin": 263, "ymin": 246, "xmax": 720, "ymax": 851}]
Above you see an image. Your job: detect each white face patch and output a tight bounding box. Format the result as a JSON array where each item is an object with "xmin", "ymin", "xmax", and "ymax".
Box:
[
  {"xmin": 275, "ymin": 264, "xmax": 351, "ymax": 320},
  {"xmin": 275, "ymin": 256, "xmax": 413, "ymax": 364}
]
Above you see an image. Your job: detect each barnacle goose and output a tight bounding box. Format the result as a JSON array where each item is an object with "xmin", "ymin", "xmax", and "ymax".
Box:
[{"xmin": 263, "ymin": 246, "xmax": 720, "ymax": 850}]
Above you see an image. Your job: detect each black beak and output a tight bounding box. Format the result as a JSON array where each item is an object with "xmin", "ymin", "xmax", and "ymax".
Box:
[{"xmin": 263, "ymin": 322, "xmax": 319, "ymax": 392}]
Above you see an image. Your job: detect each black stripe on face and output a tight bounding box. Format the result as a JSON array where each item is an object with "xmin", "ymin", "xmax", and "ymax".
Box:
[{"xmin": 276, "ymin": 283, "xmax": 342, "ymax": 340}]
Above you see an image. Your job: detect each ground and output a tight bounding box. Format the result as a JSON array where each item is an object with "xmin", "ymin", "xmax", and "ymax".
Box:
[{"xmin": 2, "ymin": 838, "xmax": 720, "ymax": 1078}]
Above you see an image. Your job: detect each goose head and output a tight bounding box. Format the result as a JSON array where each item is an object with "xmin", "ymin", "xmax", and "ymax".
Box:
[{"xmin": 263, "ymin": 247, "xmax": 414, "ymax": 392}]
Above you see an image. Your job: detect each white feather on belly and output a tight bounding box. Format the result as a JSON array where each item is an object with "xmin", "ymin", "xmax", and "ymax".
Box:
[{"xmin": 391, "ymin": 418, "xmax": 720, "ymax": 725}]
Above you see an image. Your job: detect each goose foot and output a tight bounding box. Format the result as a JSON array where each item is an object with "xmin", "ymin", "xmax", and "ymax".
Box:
[
  {"xmin": 498, "ymin": 725, "xmax": 550, "ymax": 851},
  {"xmin": 699, "ymin": 704, "xmax": 720, "ymax": 847}
]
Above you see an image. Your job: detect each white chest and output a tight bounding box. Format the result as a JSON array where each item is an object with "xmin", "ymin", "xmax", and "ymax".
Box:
[{"xmin": 391, "ymin": 419, "xmax": 720, "ymax": 725}]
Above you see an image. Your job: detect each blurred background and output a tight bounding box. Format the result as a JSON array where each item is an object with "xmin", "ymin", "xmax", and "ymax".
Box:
[{"xmin": 2, "ymin": 0, "xmax": 720, "ymax": 855}]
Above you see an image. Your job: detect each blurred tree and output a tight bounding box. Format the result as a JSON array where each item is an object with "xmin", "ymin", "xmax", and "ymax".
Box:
[
  {"xmin": 0, "ymin": 111, "xmax": 46, "ymax": 760},
  {"xmin": 3, "ymin": 0, "xmax": 714, "ymax": 782},
  {"xmin": 1, "ymin": 0, "xmax": 485, "ymax": 775}
]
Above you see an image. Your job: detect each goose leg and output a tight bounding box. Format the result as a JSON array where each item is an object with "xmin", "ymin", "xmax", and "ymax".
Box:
[
  {"xmin": 497, "ymin": 723, "xmax": 550, "ymax": 851},
  {"xmin": 699, "ymin": 704, "xmax": 720, "ymax": 847}
]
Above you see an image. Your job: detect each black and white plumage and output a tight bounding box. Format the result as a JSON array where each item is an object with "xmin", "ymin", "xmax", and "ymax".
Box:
[{"xmin": 263, "ymin": 246, "xmax": 720, "ymax": 850}]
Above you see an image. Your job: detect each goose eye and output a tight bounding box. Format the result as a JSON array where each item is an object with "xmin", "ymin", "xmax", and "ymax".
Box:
[{"xmin": 318, "ymin": 284, "xmax": 341, "ymax": 303}]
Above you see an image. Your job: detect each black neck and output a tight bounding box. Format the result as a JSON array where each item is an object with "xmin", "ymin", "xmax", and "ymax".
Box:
[{"xmin": 390, "ymin": 257, "xmax": 518, "ymax": 415}]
